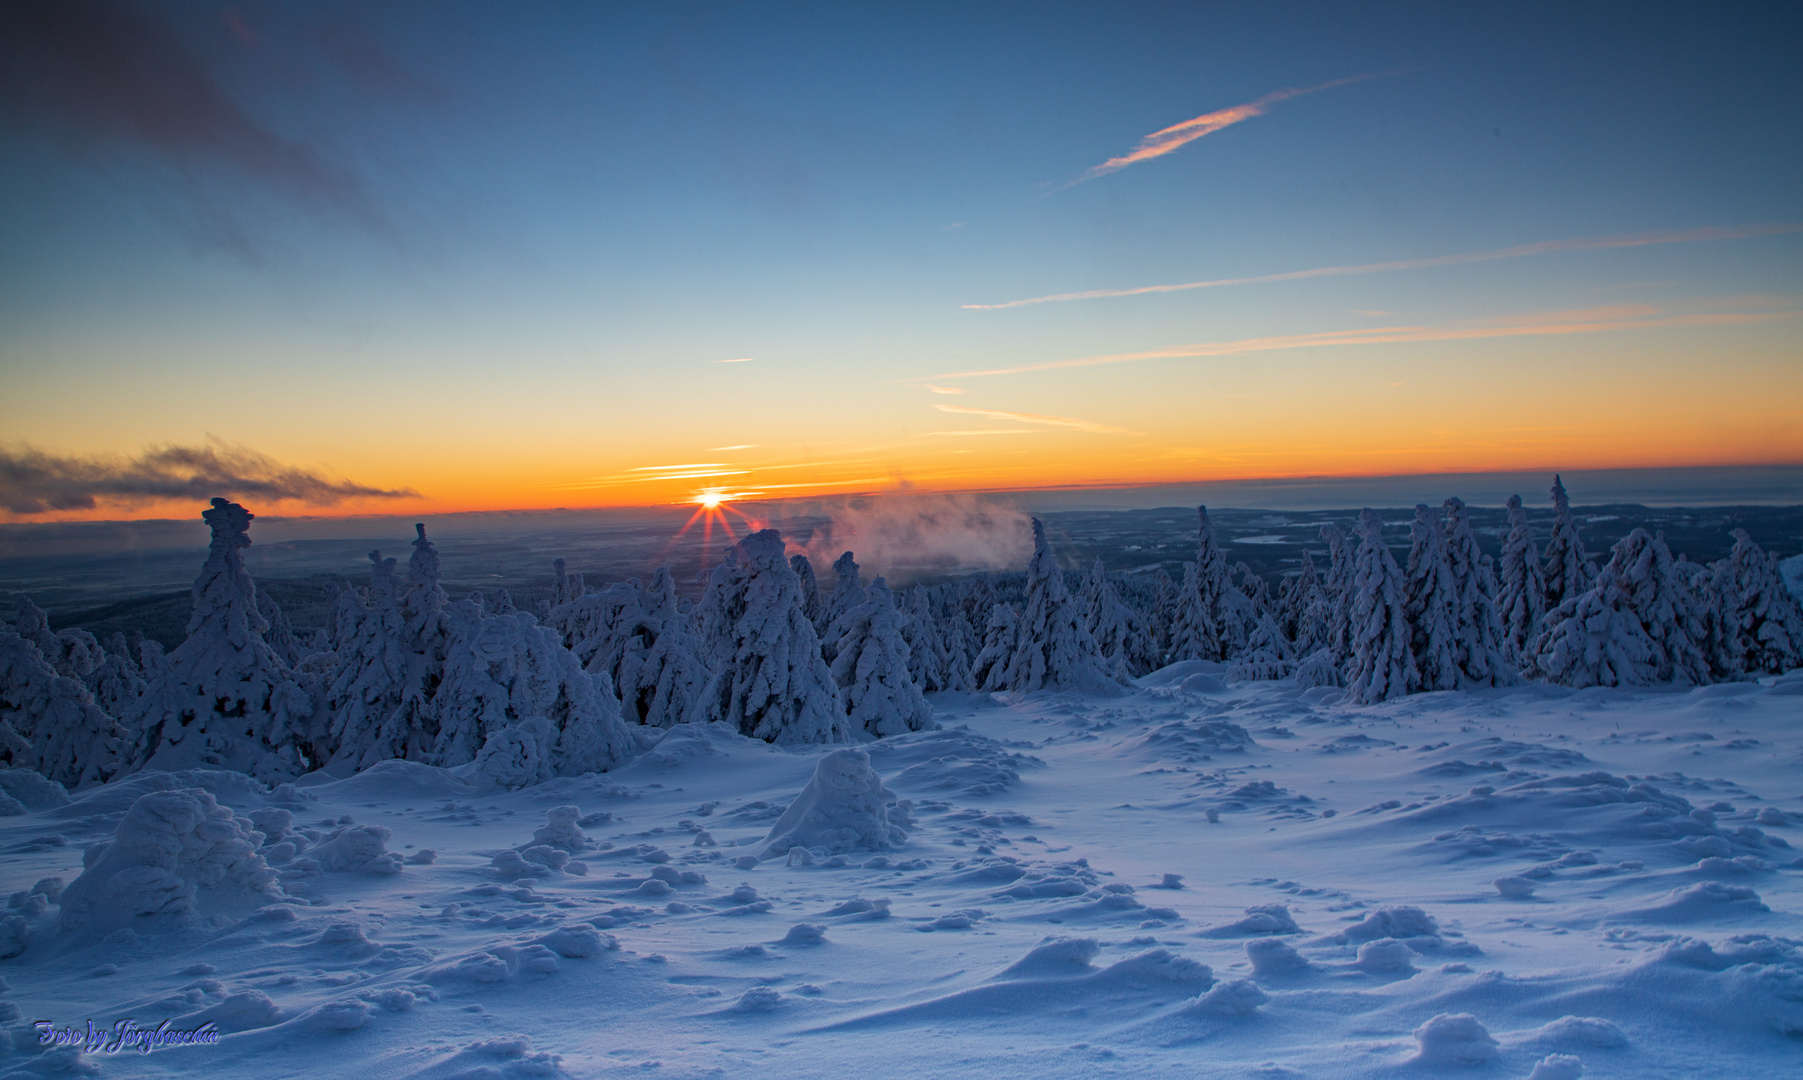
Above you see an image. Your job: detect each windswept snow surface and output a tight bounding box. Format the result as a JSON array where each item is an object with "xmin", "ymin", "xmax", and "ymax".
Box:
[{"xmin": 1, "ymin": 673, "xmax": 1801, "ymax": 1078}]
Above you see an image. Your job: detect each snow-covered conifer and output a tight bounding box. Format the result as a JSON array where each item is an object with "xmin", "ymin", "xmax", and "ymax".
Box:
[
  {"xmin": 1530, "ymin": 528, "xmax": 1711, "ymax": 686},
  {"xmin": 87, "ymin": 646, "xmax": 145, "ymax": 722},
  {"xmin": 973, "ymin": 602, "xmax": 1018, "ymax": 691},
  {"xmin": 1542, "ymin": 475, "xmax": 1594, "ymax": 611},
  {"xmin": 0, "ymin": 633, "xmax": 124, "ymax": 788},
  {"xmin": 1702, "ymin": 530, "xmax": 1803, "ymax": 677},
  {"xmin": 1442, "ymin": 497, "xmax": 1512, "ymax": 687},
  {"xmin": 1403, "ymin": 504, "xmax": 1462, "ymax": 692},
  {"xmin": 792, "ymin": 555, "xmax": 826, "ymax": 633},
  {"xmin": 1279, "ymin": 552, "xmax": 1328, "ymax": 655},
  {"xmin": 125, "ymin": 500, "xmax": 314, "ymax": 780},
  {"xmin": 1319, "ymin": 523, "xmax": 1356, "ymax": 663},
  {"xmin": 820, "ymin": 551, "xmax": 868, "ymax": 653},
  {"xmin": 429, "ymin": 599, "xmax": 634, "ymax": 774},
  {"xmin": 689, "ymin": 530, "xmax": 849, "ymax": 743},
  {"xmin": 1496, "ymin": 494, "xmax": 1546, "ymax": 662},
  {"xmin": 324, "ymin": 553, "xmax": 414, "ymax": 768},
  {"xmin": 899, "ymin": 586, "xmax": 950, "ymax": 691},
  {"xmin": 939, "ymin": 595, "xmax": 977, "ymax": 691},
  {"xmin": 259, "ymin": 593, "xmax": 303, "ymax": 668},
  {"xmin": 992, "ymin": 519, "xmax": 1117, "ymax": 693},
  {"xmin": 1346, "ymin": 510, "xmax": 1417, "ymax": 704},
  {"xmin": 832, "ymin": 578, "xmax": 934, "ymax": 736},
  {"xmin": 13, "ymin": 599, "xmax": 103, "ymax": 682},
  {"xmin": 1227, "ymin": 612, "xmax": 1294, "ymax": 682},
  {"xmin": 1083, "ymin": 559, "xmax": 1154, "ymax": 680},
  {"xmin": 615, "ymin": 567, "xmax": 711, "ymax": 728}
]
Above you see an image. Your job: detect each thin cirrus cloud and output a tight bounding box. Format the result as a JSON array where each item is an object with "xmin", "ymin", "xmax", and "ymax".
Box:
[
  {"xmin": 0, "ymin": 441, "xmax": 414, "ymax": 515},
  {"xmin": 962, "ymin": 224, "xmax": 1803, "ymax": 310},
  {"xmin": 1068, "ymin": 73, "xmax": 1388, "ymax": 187},
  {"xmin": 922, "ymin": 305, "xmax": 1803, "ymax": 381},
  {"xmin": 933, "ymin": 404, "xmax": 1132, "ymax": 434}
]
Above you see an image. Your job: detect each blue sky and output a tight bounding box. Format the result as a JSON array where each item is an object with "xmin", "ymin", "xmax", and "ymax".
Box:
[{"xmin": 1, "ymin": 1, "xmax": 1799, "ymax": 517}]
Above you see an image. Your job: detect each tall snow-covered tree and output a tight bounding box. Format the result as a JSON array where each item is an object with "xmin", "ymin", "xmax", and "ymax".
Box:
[
  {"xmin": 938, "ymin": 586, "xmax": 978, "ymax": 691},
  {"xmin": 900, "ymin": 586, "xmax": 950, "ymax": 691},
  {"xmin": 690, "ymin": 529, "xmax": 849, "ymax": 743},
  {"xmin": 323, "ymin": 552, "xmax": 416, "ymax": 768},
  {"xmin": 1530, "ymin": 527, "xmax": 1711, "ymax": 687},
  {"xmin": 13, "ymin": 598, "xmax": 103, "ymax": 682},
  {"xmin": 124, "ymin": 499, "xmax": 314, "ymax": 780},
  {"xmin": 820, "ymin": 551, "xmax": 868, "ymax": 645},
  {"xmin": 1318, "ymin": 523, "xmax": 1356, "ymax": 664},
  {"xmin": 1082, "ymin": 559, "xmax": 1154, "ymax": 680},
  {"xmin": 1702, "ymin": 530, "xmax": 1803, "ymax": 677},
  {"xmin": 791, "ymin": 555, "xmax": 826, "ymax": 633},
  {"xmin": 614, "ymin": 567, "xmax": 712, "ymax": 728},
  {"xmin": 991, "ymin": 519, "xmax": 1116, "ymax": 693},
  {"xmin": 831, "ymin": 578, "xmax": 934, "ymax": 736},
  {"xmin": 1403, "ymin": 504, "xmax": 1462, "ymax": 692},
  {"xmin": 1227, "ymin": 612, "xmax": 1295, "ymax": 683},
  {"xmin": 428, "ymin": 598, "xmax": 635, "ymax": 774},
  {"xmin": 0, "ymin": 632, "xmax": 124, "ymax": 788},
  {"xmin": 1542, "ymin": 475, "xmax": 1594, "ymax": 611},
  {"xmin": 259, "ymin": 593, "xmax": 303, "ymax": 668},
  {"xmin": 973, "ymin": 602, "xmax": 1018, "ymax": 691},
  {"xmin": 1168, "ymin": 506, "xmax": 1238, "ymax": 662},
  {"xmin": 1346, "ymin": 510, "xmax": 1417, "ymax": 704},
  {"xmin": 1497, "ymin": 493, "xmax": 1546, "ymax": 662},
  {"xmin": 1442, "ymin": 497, "xmax": 1512, "ymax": 687}
]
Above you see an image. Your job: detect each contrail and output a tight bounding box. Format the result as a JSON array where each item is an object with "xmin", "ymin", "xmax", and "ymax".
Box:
[{"xmin": 964, "ymin": 224, "xmax": 1803, "ymax": 310}]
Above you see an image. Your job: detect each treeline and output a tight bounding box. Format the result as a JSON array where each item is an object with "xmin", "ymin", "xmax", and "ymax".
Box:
[{"xmin": 2, "ymin": 480, "xmax": 1799, "ymax": 794}]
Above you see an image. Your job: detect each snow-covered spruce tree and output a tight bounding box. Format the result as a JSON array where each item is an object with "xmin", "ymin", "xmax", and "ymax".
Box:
[
  {"xmin": 1083, "ymin": 559, "xmax": 1154, "ymax": 680},
  {"xmin": 1227, "ymin": 612, "xmax": 1295, "ymax": 683},
  {"xmin": 1702, "ymin": 530, "xmax": 1803, "ymax": 676},
  {"xmin": 1442, "ymin": 497, "xmax": 1513, "ymax": 687},
  {"xmin": 1542, "ymin": 475, "xmax": 1594, "ymax": 611},
  {"xmin": 992, "ymin": 519, "xmax": 1117, "ymax": 694},
  {"xmin": 87, "ymin": 642, "xmax": 145, "ymax": 722},
  {"xmin": 1346, "ymin": 510, "xmax": 1417, "ymax": 704},
  {"xmin": 938, "ymin": 586, "xmax": 977, "ymax": 691},
  {"xmin": 1530, "ymin": 527, "xmax": 1711, "ymax": 687},
  {"xmin": 1167, "ymin": 507, "xmax": 1233, "ymax": 662},
  {"xmin": 1236, "ymin": 562, "xmax": 1271, "ymax": 616},
  {"xmin": 819, "ymin": 551, "xmax": 868, "ymax": 656},
  {"xmin": 323, "ymin": 552, "xmax": 414, "ymax": 768},
  {"xmin": 14, "ymin": 598, "xmax": 103, "ymax": 682},
  {"xmin": 1149, "ymin": 566, "xmax": 1177, "ymax": 662},
  {"xmin": 428, "ymin": 598, "xmax": 635, "ymax": 777},
  {"xmin": 547, "ymin": 579, "xmax": 645, "ymax": 676},
  {"xmin": 900, "ymin": 586, "xmax": 950, "ymax": 691},
  {"xmin": 1496, "ymin": 494, "xmax": 1547, "ymax": 663},
  {"xmin": 259, "ymin": 593, "xmax": 303, "ymax": 668},
  {"xmin": 124, "ymin": 500, "xmax": 315, "ymax": 779},
  {"xmin": 973, "ymin": 602, "xmax": 1019, "ymax": 691},
  {"xmin": 689, "ymin": 529, "xmax": 849, "ymax": 743},
  {"xmin": 1403, "ymin": 504, "xmax": 1462, "ymax": 692},
  {"xmin": 791, "ymin": 554, "xmax": 826, "ymax": 633},
  {"xmin": 615, "ymin": 566, "xmax": 712, "ymax": 728},
  {"xmin": 831, "ymin": 578, "xmax": 935, "ymax": 736},
  {"xmin": 0, "ymin": 632, "xmax": 125, "ymax": 788}
]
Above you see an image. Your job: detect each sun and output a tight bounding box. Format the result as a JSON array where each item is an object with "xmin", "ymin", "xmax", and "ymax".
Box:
[{"xmin": 697, "ymin": 491, "xmax": 725, "ymax": 509}]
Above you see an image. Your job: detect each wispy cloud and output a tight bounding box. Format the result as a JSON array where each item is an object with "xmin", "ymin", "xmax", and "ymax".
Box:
[
  {"xmin": 924, "ymin": 385, "xmax": 965, "ymax": 395},
  {"xmin": 934, "ymin": 405, "xmax": 1132, "ymax": 434},
  {"xmin": 923, "ymin": 306, "xmax": 1803, "ymax": 381},
  {"xmin": 0, "ymin": 440, "xmax": 415, "ymax": 515},
  {"xmin": 917, "ymin": 429, "xmax": 1039, "ymax": 438},
  {"xmin": 963, "ymin": 224, "xmax": 1803, "ymax": 310},
  {"xmin": 1069, "ymin": 74, "xmax": 1387, "ymax": 187},
  {"xmin": 717, "ymin": 357, "xmax": 755, "ymax": 363}
]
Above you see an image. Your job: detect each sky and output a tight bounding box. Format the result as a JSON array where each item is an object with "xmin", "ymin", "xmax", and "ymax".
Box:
[{"xmin": 1, "ymin": 1, "xmax": 1800, "ymax": 522}]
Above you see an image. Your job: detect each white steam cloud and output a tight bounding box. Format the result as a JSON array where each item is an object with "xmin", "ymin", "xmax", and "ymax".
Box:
[{"xmin": 786, "ymin": 492, "xmax": 1033, "ymax": 583}]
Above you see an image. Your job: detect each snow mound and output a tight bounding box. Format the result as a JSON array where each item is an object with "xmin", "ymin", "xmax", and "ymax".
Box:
[
  {"xmin": 529, "ymin": 805, "xmax": 591, "ymax": 852},
  {"xmin": 1609, "ymin": 882, "xmax": 1769, "ymax": 923},
  {"xmin": 995, "ymin": 936, "xmax": 1100, "ymax": 979},
  {"xmin": 1185, "ymin": 977, "xmax": 1268, "ymax": 1016},
  {"xmin": 1411, "ymin": 1012, "xmax": 1498, "ymax": 1065},
  {"xmin": 1513, "ymin": 1015, "xmax": 1627, "ymax": 1051},
  {"xmin": 757, "ymin": 749, "xmax": 908, "ymax": 857},
  {"xmin": 1246, "ymin": 937, "xmax": 1309, "ymax": 975},
  {"xmin": 58, "ymin": 788, "xmax": 285, "ymax": 935},
  {"xmin": 1324, "ymin": 905, "xmax": 1439, "ymax": 944},
  {"xmin": 52, "ymin": 768, "xmax": 278, "ymax": 818},
  {"xmin": 168, "ymin": 989, "xmax": 285, "ymax": 1033},
  {"xmin": 1202, "ymin": 903, "xmax": 1300, "ymax": 937},
  {"xmin": 1527, "ymin": 1055, "xmax": 1584, "ymax": 1080},
  {"xmin": 0, "ymin": 769, "xmax": 69, "ymax": 814},
  {"xmin": 310, "ymin": 759, "xmax": 478, "ymax": 801},
  {"xmin": 872, "ymin": 729, "xmax": 1043, "ymax": 797},
  {"xmin": 309, "ymin": 824, "xmax": 404, "ymax": 874}
]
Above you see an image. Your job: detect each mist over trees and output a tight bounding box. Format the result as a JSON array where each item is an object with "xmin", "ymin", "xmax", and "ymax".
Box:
[{"xmin": 3, "ymin": 477, "xmax": 1800, "ymax": 790}]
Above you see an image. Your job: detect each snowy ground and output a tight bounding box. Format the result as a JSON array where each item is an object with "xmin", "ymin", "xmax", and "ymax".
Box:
[{"xmin": 3, "ymin": 669, "xmax": 1801, "ymax": 1079}]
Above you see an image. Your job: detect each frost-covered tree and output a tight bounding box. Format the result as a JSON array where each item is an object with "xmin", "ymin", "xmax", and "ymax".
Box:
[
  {"xmin": 124, "ymin": 499, "xmax": 315, "ymax": 781},
  {"xmin": 1236, "ymin": 562, "xmax": 1271, "ymax": 615},
  {"xmin": 428, "ymin": 599, "xmax": 635, "ymax": 774},
  {"xmin": 259, "ymin": 593, "xmax": 303, "ymax": 668},
  {"xmin": 1346, "ymin": 510, "xmax": 1417, "ymax": 704},
  {"xmin": 323, "ymin": 552, "xmax": 416, "ymax": 768},
  {"xmin": 1530, "ymin": 527, "xmax": 1711, "ymax": 687},
  {"xmin": 1082, "ymin": 559, "xmax": 1154, "ymax": 680},
  {"xmin": 1403, "ymin": 504, "xmax": 1461, "ymax": 692},
  {"xmin": 13, "ymin": 598, "xmax": 103, "ymax": 682},
  {"xmin": 1168, "ymin": 506, "xmax": 1234, "ymax": 662},
  {"xmin": 614, "ymin": 567, "xmax": 712, "ymax": 728},
  {"xmin": 832, "ymin": 578, "xmax": 934, "ymax": 737},
  {"xmin": 791, "ymin": 555, "xmax": 826, "ymax": 633},
  {"xmin": 1443, "ymin": 497, "xmax": 1512, "ymax": 687},
  {"xmin": 939, "ymin": 588, "xmax": 978, "ymax": 691},
  {"xmin": 1496, "ymin": 494, "xmax": 1546, "ymax": 663},
  {"xmin": 1227, "ymin": 612, "xmax": 1294, "ymax": 683},
  {"xmin": 972, "ymin": 602, "xmax": 1018, "ymax": 691},
  {"xmin": 690, "ymin": 529, "xmax": 849, "ymax": 743},
  {"xmin": 1702, "ymin": 530, "xmax": 1803, "ymax": 677},
  {"xmin": 1278, "ymin": 552, "xmax": 1325, "ymax": 653},
  {"xmin": 1319, "ymin": 523, "xmax": 1356, "ymax": 664},
  {"xmin": 0, "ymin": 633, "xmax": 124, "ymax": 788},
  {"xmin": 992, "ymin": 519, "xmax": 1116, "ymax": 694},
  {"xmin": 900, "ymin": 586, "xmax": 950, "ymax": 691},
  {"xmin": 87, "ymin": 646, "xmax": 145, "ymax": 721},
  {"xmin": 1149, "ymin": 566, "xmax": 1177, "ymax": 662},
  {"xmin": 820, "ymin": 551, "xmax": 868, "ymax": 655},
  {"xmin": 1542, "ymin": 475, "xmax": 1594, "ymax": 611}
]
